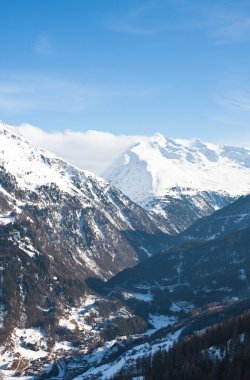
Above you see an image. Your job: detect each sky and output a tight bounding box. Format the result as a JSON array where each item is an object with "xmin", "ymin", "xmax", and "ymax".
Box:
[{"xmin": 1, "ymin": 0, "xmax": 250, "ymax": 173}]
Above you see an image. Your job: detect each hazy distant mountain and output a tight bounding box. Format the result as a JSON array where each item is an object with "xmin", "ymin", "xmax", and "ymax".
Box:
[{"xmin": 104, "ymin": 133, "xmax": 250, "ymax": 232}]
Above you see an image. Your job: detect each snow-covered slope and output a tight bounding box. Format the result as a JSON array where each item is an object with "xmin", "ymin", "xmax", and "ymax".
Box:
[
  {"xmin": 0, "ymin": 122, "xmax": 168, "ymax": 271},
  {"xmin": 104, "ymin": 133, "xmax": 250, "ymax": 231}
]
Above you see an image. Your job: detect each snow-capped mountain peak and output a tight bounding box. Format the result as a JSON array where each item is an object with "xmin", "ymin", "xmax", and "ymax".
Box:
[
  {"xmin": 103, "ymin": 134, "xmax": 250, "ymax": 231},
  {"xmin": 104, "ymin": 134, "xmax": 250, "ymax": 200}
]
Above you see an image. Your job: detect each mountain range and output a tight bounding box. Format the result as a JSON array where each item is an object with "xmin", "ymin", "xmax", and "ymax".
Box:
[{"xmin": 1, "ymin": 122, "xmax": 250, "ymax": 379}]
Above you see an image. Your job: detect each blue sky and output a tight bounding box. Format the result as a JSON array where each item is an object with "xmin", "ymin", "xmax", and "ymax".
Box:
[{"xmin": 1, "ymin": 0, "xmax": 250, "ymax": 143}]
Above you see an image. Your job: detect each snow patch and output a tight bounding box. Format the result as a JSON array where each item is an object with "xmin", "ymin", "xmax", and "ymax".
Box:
[
  {"xmin": 132, "ymin": 292, "xmax": 153, "ymax": 302},
  {"xmin": 149, "ymin": 314, "xmax": 177, "ymax": 329},
  {"xmin": 239, "ymin": 268, "xmax": 247, "ymax": 281},
  {"xmin": 0, "ymin": 215, "xmax": 14, "ymax": 226}
]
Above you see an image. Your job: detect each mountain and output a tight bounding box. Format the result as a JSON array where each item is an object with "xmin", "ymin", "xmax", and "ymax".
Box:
[
  {"xmin": 107, "ymin": 196, "xmax": 250, "ymax": 319},
  {"xmin": 107, "ymin": 226, "xmax": 250, "ymax": 318},
  {"xmin": 103, "ymin": 133, "xmax": 250, "ymax": 232},
  {"xmin": 0, "ymin": 122, "xmax": 170, "ymax": 363},
  {"xmin": 103, "ymin": 195, "xmax": 250, "ymax": 335},
  {"xmin": 168, "ymin": 194, "xmax": 250, "ymax": 246}
]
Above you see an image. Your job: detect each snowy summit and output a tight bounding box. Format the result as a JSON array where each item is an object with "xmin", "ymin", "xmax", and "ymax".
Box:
[
  {"xmin": 103, "ymin": 133, "xmax": 250, "ymax": 230},
  {"xmin": 104, "ymin": 133, "xmax": 250, "ymax": 203}
]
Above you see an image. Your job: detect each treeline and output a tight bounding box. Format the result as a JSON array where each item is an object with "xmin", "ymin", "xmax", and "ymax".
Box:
[{"xmin": 114, "ymin": 309, "xmax": 250, "ymax": 380}]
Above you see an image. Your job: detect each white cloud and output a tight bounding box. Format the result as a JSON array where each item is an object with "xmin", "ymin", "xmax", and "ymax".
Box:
[{"xmin": 17, "ymin": 123, "xmax": 146, "ymax": 175}]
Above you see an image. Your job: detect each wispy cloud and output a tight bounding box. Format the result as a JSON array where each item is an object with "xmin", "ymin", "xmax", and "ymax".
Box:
[
  {"xmin": 211, "ymin": 115, "xmax": 250, "ymax": 131},
  {"xmin": 106, "ymin": 2, "xmax": 160, "ymax": 36},
  {"xmin": 167, "ymin": 4, "xmax": 250, "ymax": 43},
  {"xmin": 211, "ymin": 90, "xmax": 250, "ymax": 132},
  {"xmin": 33, "ymin": 36, "xmax": 53, "ymax": 55},
  {"xmin": 106, "ymin": 1, "xmax": 250, "ymax": 43},
  {"xmin": 208, "ymin": 9, "xmax": 250, "ymax": 44},
  {"xmin": 175, "ymin": 2, "xmax": 250, "ymax": 44},
  {"xmin": 0, "ymin": 71, "xmax": 167, "ymax": 115},
  {"xmin": 216, "ymin": 92, "xmax": 250, "ymax": 112},
  {"xmin": 0, "ymin": 74, "xmax": 101, "ymax": 113},
  {"xmin": 109, "ymin": 20, "xmax": 155, "ymax": 36}
]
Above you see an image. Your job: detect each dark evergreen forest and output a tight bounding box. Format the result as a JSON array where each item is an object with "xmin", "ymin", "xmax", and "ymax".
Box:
[{"xmin": 113, "ymin": 309, "xmax": 250, "ymax": 380}]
